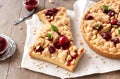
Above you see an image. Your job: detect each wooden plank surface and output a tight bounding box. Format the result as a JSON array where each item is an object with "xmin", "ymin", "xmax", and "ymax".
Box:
[{"xmin": 0, "ymin": 0, "xmax": 120, "ymax": 79}]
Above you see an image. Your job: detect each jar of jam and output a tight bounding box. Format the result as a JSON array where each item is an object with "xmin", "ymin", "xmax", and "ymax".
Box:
[
  {"xmin": 23, "ymin": 0, "xmax": 39, "ymax": 11},
  {"xmin": 0, "ymin": 34, "xmax": 16, "ymax": 61}
]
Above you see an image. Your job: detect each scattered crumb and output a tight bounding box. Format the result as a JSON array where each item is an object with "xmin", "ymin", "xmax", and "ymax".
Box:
[
  {"xmin": 49, "ymin": 0, "xmax": 55, "ymax": 3},
  {"xmin": 32, "ymin": 62, "xmax": 35, "ymax": 65},
  {"xmin": 36, "ymin": 64, "xmax": 40, "ymax": 67},
  {"xmin": 55, "ymin": 65, "xmax": 59, "ymax": 68},
  {"xmin": 88, "ymin": 55, "xmax": 92, "ymax": 58},
  {"xmin": 22, "ymin": 41, "xmax": 24, "ymax": 44},
  {"xmin": 38, "ymin": 66, "xmax": 43, "ymax": 69},
  {"xmin": 38, "ymin": 67, "xmax": 41, "ymax": 70},
  {"xmin": 86, "ymin": 69, "xmax": 88, "ymax": 71},
  {"xmin": 75, "ymin": 18, "xmax": 78, "ymax": 21},
  {"xmin": 45, "ymin": 64, "xmax": 48, "ymax": 67},
  {"xmin": 67, "ymin": 74, "xmax": 70, "ymax": 76},
  {"xmin": 111, "ymin": 64, "xmax": 114, "ymax": 66},
  {"xmin": 103, "ymin": 61, "xmax": 106, "ymax": 64},
  {"xmin": 40, "ymin": 63, "xmax": 42, "ymax": 65},
  {"xmin": 5, "ymin": 73, "xmax": 8, "ymax": 77},
  {"xmin": 21, "ymin": 41, "xmax": 25, "ymax": 44},
  {"xmin": 95, "ymin": 55, "xmax": 98, "ymax": 58},
  {"xmin": 16, "ymin": 66, "xmax": 21, "ymax": 69},
  {"xmin": 96, "ymin": 66, "xmax": 98, "ymax": 68},
  {"xmin": 101, "ymin": 58, "xmax": 106, "ymax": 64},
  {"xmin": 56, "ymin": 70, "xmax": 59, "ymax": 72},
  {"xmin": 4, "ymin": 72, "xmax": 8, "ymax": 79},
  {"xmin": 75, "ymin": 32, "xmax": 78, "ymax": 36},
  {"xmin": 101, "ymin": 58, "xmax": 104, "ymax": 61},
  {"xmin": 79, "ymin": 40, "xmax": 83, "ymax": 45},
  {"xmin": 33, "ymin": 29, "xmax": 36, "ymax": 35},
  {"xmin": 41, "ymin": 66, "xmax": 43, "ymax": 68},
  {"xmin": 18, "ymin": 26, "xmax": 23, "ymax": 30},
  {"xmin": 66, "ymin": 72, "xmax": 70, "ymax": 76},
  {"xmin": 33, "ymin": 33, "xmax": 36, "ymax": 35}
]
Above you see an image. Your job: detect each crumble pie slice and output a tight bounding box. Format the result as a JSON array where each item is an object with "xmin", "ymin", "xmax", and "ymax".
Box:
[{"xmin": 29, "ymin": 7, "xmax": 85, "ymax": 72}]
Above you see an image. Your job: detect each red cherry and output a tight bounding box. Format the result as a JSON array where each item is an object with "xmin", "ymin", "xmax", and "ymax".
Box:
[
  {"xmin": 34, "ymin": 46, "xmax": 44, "ymax": 52},
  {"xmin": 112, "ymin": 38, "xmax": 120, "ymax": 45},
  {"xmin": 71, "ymin": 52, "xmax": 78, "ymax": 59},
  {"xmin": 67, "ymin": 58, "xmax": 72, "ymax": 62},
  {"xmin": 108, "ymin": 10, "xmax": 115, "ymax": 17},
  {"xmin": 45, "ymin": 8, "xmax": 58, "ymax": 16},
  {"xmin": 100, "ymin": 32, "xmax": 111, "ymax": 41},
  {"xmin": 66, "ymin": 62, "xmax": 71, "ymax": 66},
  {"xmin": 58, "ymin": 36, "xmax": 69, "ymax": 46},
  {"xmin": 110, "ymin": 19, "xmax": 117, "ymax": 25},
  {"xmin": 86, "ymin": 14, "xmax": 94, "ymax": 20},
  {"xmin": 48, "ymin": 45, "xmax": 56, "ymax": 53}
]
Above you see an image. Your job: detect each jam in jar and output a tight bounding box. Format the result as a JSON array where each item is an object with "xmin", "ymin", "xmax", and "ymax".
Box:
[
  {"xmin": 24, "ymin": 0, "xmax": 39, "ymax": 11},
  {"xmin": 0, "ymin": 36, "xmax": 8, "ymax": 56}
]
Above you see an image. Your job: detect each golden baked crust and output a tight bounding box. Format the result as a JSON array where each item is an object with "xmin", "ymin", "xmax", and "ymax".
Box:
[
  {"xmin": 80, "ymin": 0, "xmax": 120, "ymax": 59},
  {"xmin": 29, "ymin": 47, "xmax": 84, "ymax": 72},
  {"xmin": 37, "ymin": 7, "xmax": 69, "ymax": 25},
  {"xmin": 29, "ymin": 7, "xmax": 85, "ymax": 72}
]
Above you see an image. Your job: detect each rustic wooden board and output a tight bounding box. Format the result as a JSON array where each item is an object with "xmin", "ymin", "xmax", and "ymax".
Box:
[{"xmin": 0, "ymin": 0, "xmax": 120, "ymax": 79}]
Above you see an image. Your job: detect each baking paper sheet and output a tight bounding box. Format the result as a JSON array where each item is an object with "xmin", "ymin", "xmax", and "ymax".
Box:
[{"xmin": 21, "ymin": 0, "xmax": 120, "ymax": 78}]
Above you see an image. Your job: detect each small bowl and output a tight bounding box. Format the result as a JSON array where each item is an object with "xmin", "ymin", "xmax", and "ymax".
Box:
[{"xmin": 23, "ymin": 0, "xmax": 39, "ymax": 11}]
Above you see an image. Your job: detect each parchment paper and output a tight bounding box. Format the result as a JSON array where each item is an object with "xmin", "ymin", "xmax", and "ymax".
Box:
[{"xmin": 21, "ymin": 0, "xmax": 120, "ymax": 78}]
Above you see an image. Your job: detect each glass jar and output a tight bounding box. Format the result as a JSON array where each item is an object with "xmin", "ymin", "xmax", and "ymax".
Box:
[{"xmin": 23, "ymin": 0, "xmax": 39, "ymax": 11}]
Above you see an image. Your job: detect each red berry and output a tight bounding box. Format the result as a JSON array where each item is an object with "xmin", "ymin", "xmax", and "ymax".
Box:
[
  {"xmin": 108, "ymin": 10, "xmax": 115, "ymax": 17},
  {"xmin": 66, "ymin": 62, "xmax": 71, "ymax": 66},
  {"xmin": 93, "ymin": 25, "xmax": 103, "ymax": 31},
  {"xmin": 70, "ymin": 52, "xmax": 78, "ymax": 59},
  {"xmin": 67, "ymin": 58, "xmax": 72, "ymax": 62},
  {"xmin": 58, "ymin": 36, "xmax": 69, "ymax": 46},
  {"xmin": 103, "ymin": 10, "xmax": 109, "ymax": 14},
  {"xmin": 86, "ymin": 14, "xmax": 94, "ymax": 20},
  {"xmin": 48, "ymin": 45, "xmax": 56, "ymax": 53},
  {"xmin": 34, "ymin": 46, "xmax": 44, "ymax": 52},
  {"xmin": 54, "ymin": 42, "xmax": 61, "ymax": 49},
  {"xmin": 112, "ymin": 38, "xmax": 120, "ymax": 45},
  {"xmin": 100, "ymin": 32, "xmax": 111, "ymax": 41},
  {"xmin": 45, "ymin": 8, "xmax": 58, "ymax": 16},
  {"xmin": 117, "ymin": 20, "xmax": 120, "ymax": 26},
  {"xmin": 110, "ymin": 19, "xmax": 117, "ymax": 25}
]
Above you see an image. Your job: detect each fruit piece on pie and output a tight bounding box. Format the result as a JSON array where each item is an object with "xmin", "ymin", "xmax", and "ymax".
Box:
[
  {"xmin": 37, "ymin": 7, "xmax": 70, "ymax": 26},
  {"xmin": 29, "ymin": 7, "xmax": 85, "ymax": 72},
  {"xmin": 99, "ymin": 24, "xmax": 111, "ymax": 33},
  {"xmin": 80, "ymin": 0, "xmax": 120, "ymax": 59}
]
